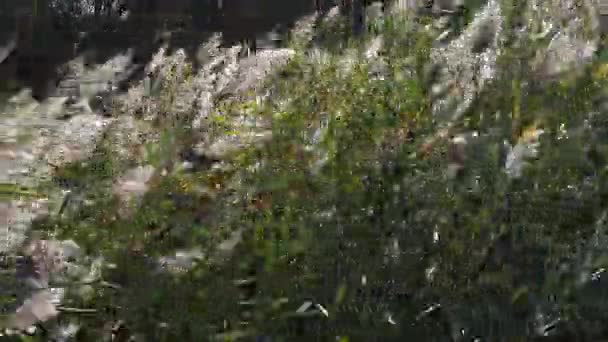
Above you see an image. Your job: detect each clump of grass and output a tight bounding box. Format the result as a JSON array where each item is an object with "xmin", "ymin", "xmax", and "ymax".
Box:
[{"xmin": 130, "ymin": 8, "xmax": 608, "ymax": 342}]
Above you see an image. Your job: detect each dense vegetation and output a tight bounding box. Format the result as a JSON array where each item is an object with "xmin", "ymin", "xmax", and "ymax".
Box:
[{"xmin": 4, "ymin": 1, "xmax": 608, "ymax": 340}]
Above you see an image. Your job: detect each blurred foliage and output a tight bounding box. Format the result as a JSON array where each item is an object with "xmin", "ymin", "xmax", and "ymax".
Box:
[{"xmin": 11, "ymin": 4, "xmax": 608, "ymax": 342}]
